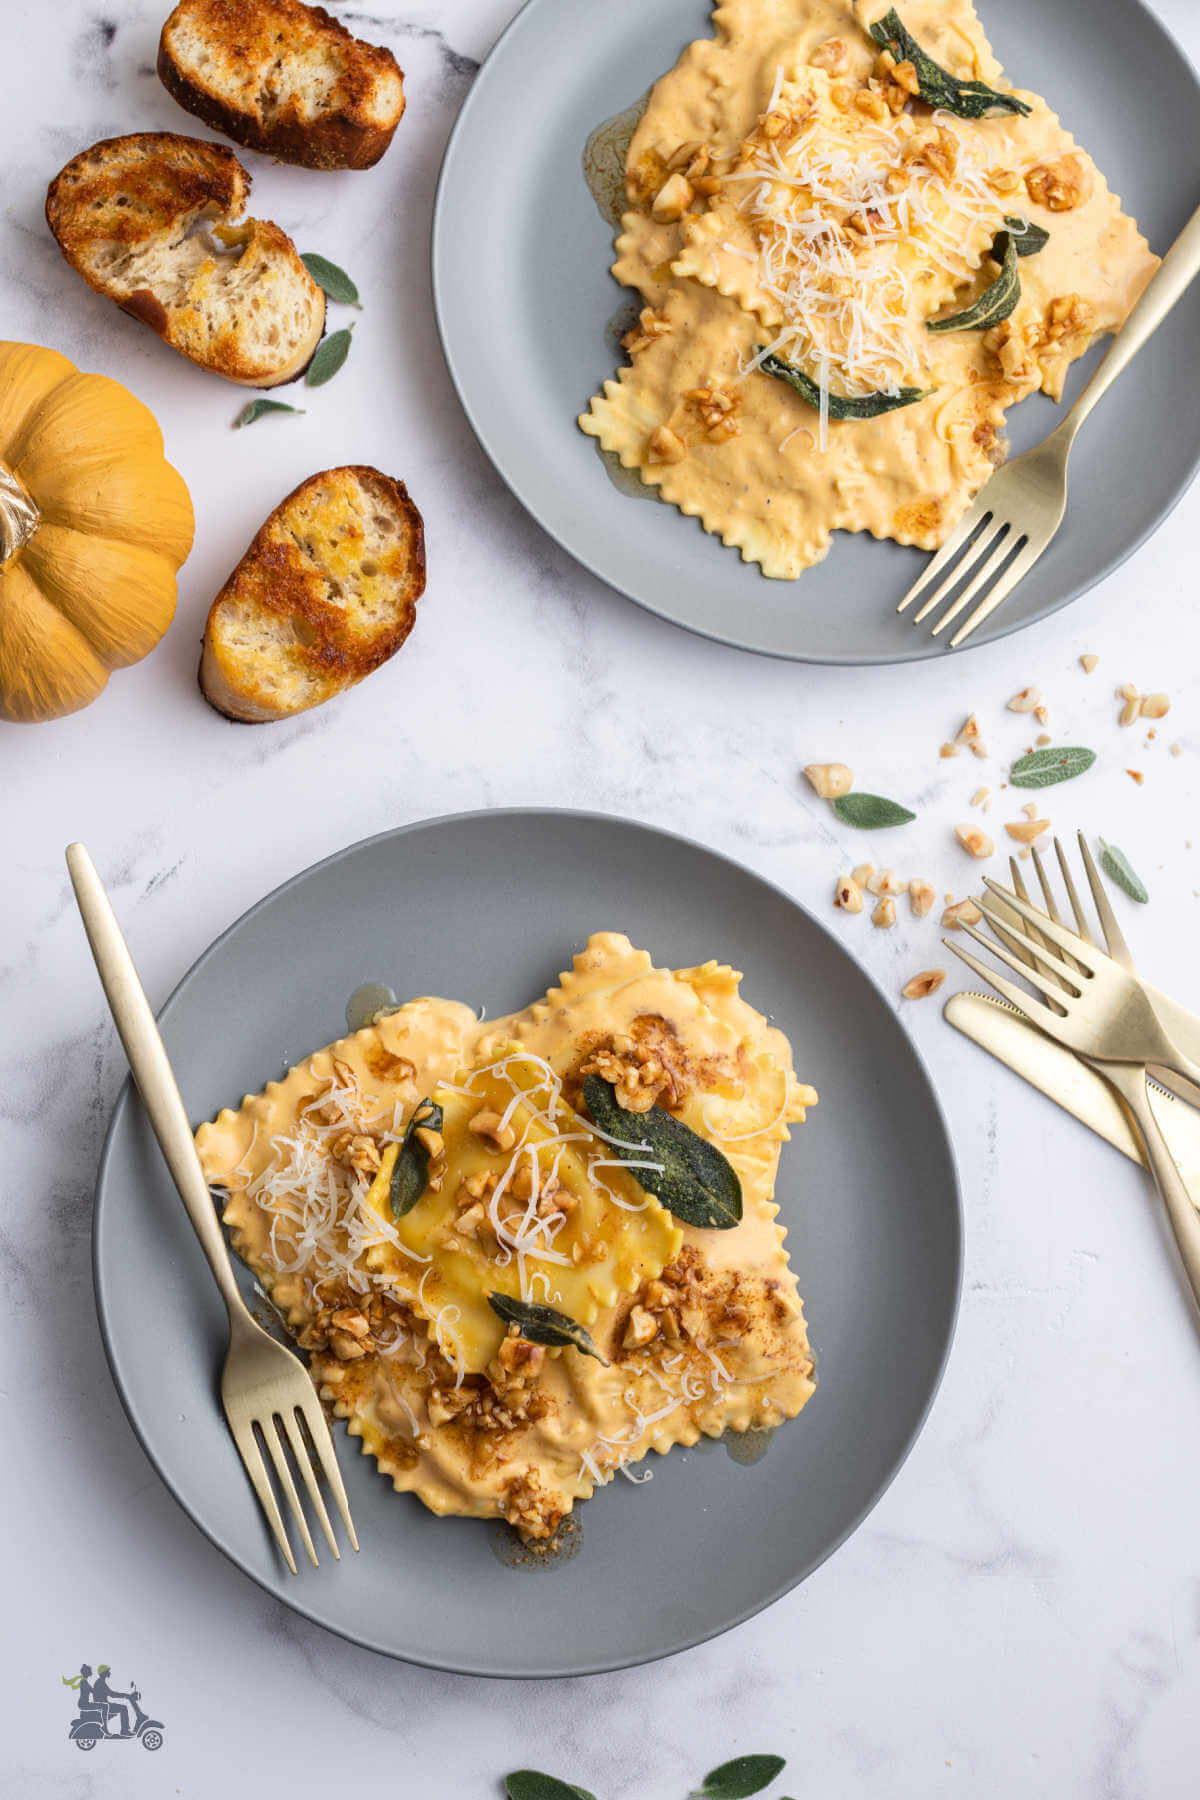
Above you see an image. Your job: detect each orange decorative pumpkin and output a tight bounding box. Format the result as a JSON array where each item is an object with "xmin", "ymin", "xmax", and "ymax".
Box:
[{"xmin": 0, "ymin": 341, "xmax": 194, "ymax": 721}]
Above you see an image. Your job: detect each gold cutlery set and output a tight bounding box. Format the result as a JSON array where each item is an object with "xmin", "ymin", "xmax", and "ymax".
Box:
[{"xmin": 945, "ymin": 834, "xmax": 1200, "ymax": 1311}]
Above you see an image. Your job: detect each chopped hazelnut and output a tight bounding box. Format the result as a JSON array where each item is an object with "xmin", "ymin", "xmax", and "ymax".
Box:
[
  {"xmin": 909, "ymin": 879, "xmax": 936, "ymax": 918},
  {"xmin": 942, "ymin": 898, "xmax": 983, "ymax": 928},
  {"xmin": 470, "ymin": 1107, "xmax": 517, "ymax": 1152},
  {"xmin": 1117, "ymin": 683, "xmax": 1141, "ymax": 726},
  {"xmin": 851, "ymin": 863, "xmax": 875, "ymax": 888},
  {"xmin": 1007, "ymin": 687, "xmax": 1041, "ymax": 713},
  {"xmin": 646, "ymin": 425, "xmax": 687, "ymax": 465},
  {"xmin": 902, "ymin": 969, "xmax": 946, "ymax": 1000},
  {"xmin": 1080, "ymin": 653, "xmax": 1098, "ymax": 674},
  {"xmin": 971, "ymin": 787, "xmax": 991, "ymax": 807},
  {"xmin": 939, "ymin": 742, "xmax": 960, "ymax": 759},
  {"xmin": 804, "ymin": 761, "xmax": 854, "ymax": 799},
  {"xmin": 651, "ymin": 172, "xmax": 694, "ymax": 222},
  {"xmin": 1006, "ymin": 817, "xmax": 1049, "ymax": 843},
  {"xmin": 871, "ymin": 897, "xmax": 897, "ymax": 928},
  {"xmin": 956, "ymin": 714, "xmax": 988, "ymax": 758},
  {"xmin": 1140, "ymin": 693, "xmax": 1170, "ymax": 719},
  {"xmin": 834, "ymin": 874, "xmax": 864, "ymax": 913},
  {"xmin": 623, "ymin": 1305, "xmax": 659, "ymax": 1350},
  {"xmin": 955, "ymin": 824, "xmax": 994, "ymax": 858}
]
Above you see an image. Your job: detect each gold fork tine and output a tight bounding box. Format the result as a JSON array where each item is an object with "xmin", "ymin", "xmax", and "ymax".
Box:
[
  {"xmin": 260, "ymin": 1416, "xmax": 319, "ymax": 1567},
  {"xmin": 230, "ymin": 1416, "xmax": 298, "ymax": 1575},
  {"xmin": 947, "ymin": 538, "xmax": 1045, "ymax": 648},
  {"xmin": 896, "ymin": 505, "xmax": 990, "ymax": 615},
  {"xmin": 1031, "ymin": 843, "xmax": 1091, "ymax": 981},
  {"xmin": 1049, "ymin": 838, "xmax": 1093, "ymax": 946},
  {"xmin": 910, "ymin": 521, "xmax": 1005, "ymax": 625},
  {"xmin": 943, "ymin": 935, "xmax": 1065, "ymax": 1034},
  {"xmin": 960, "ymin": 914, "xmax": 1083, "ymax": 1001},
  {"xmin": 928, "ymin": 526, "xmax": 1020, "ymax": 636},
  {"xmin": 1003, "ymin": 856, "xmax": 1068, "ymax": 1012},
  {"xmin": 280, "ymin": 1407, "xmax": 340, "ymax": 1560},
  {"xmin": 1077, "ymin": 831, "xmax": 1134, "ymax": 968},
  {"xmin": 296, "ymin": 1395, "xmax": 360, "ymax": 1553},
  {"xmin": 980, "ymin": 877, "xmax": 1102, "ymax": 965}
]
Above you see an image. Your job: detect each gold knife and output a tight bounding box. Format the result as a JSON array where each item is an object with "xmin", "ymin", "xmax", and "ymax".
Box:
[{"xmin": 945, "ymin": 989, "xmax": 1200, "ymax": 1202}]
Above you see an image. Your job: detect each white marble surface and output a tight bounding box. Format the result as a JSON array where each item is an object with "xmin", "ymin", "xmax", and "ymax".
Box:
[{"xmin": 4, "ymin": 0, "xmax": 1200, "ymax": 1792}]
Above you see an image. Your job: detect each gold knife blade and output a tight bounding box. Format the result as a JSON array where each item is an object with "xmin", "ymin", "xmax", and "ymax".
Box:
[{"xmin": 945, "ymin": 989, "xmax": 1200, "ymax": 1203}]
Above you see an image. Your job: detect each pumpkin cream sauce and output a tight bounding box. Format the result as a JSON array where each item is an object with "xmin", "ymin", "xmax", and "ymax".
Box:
[
  {"xmin": 196, "ymin": 933, "xmax": 818, "ymax": 1539},
  {"xmin": 580, "ymin": 0, "xmax": 1157, "ymax": 578}
]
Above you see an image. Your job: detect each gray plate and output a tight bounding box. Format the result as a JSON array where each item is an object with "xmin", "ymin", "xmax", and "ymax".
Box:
[
  {"xmin": 95, "ymin": 811, "xmax": 961, "ymax": 1675},
  {"xmin": 432, "ymin": 0, "xmax": 1200, "ymax": 663}
]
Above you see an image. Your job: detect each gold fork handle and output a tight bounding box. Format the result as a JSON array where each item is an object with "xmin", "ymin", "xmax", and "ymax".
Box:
[
  {"xmin": 1059, "ymin": 200, "xmax": 1200, "ymax": 444},
  {"xmin": 66, "ymin": 842, "xmax": 247, "ymax": 1324},
  {"xmin": 1103, "ymin": 1060, "xmax": 1200, "ymax": 1318}
]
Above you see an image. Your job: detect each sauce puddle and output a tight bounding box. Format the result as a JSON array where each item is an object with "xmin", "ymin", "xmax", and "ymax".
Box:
[{"xmin": 345, "ymin": 982, "xmax": 398, "ymax": 1033}]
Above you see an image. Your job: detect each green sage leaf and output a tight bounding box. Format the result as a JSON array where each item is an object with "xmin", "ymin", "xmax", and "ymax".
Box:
[
  {"xmin": 582, "ymin": 1075, "xmax": 742, "ymax": 1229},
  {"xmin": 233, "ymin": 398, "xmax": 305, "ymax": 428},
  {"xmin": 760, "ymin": 350, "xmax": 931, "ymax": 419},
  {"xmin": 300, "ymin": 252, "xmax": 361, "ymax": 306},
  {"xmin": 695, "ymin": 1754, "xmax": 788, "ymax": 1799},
  {"xmin": 1003, "ymin": 215, "xmax": 1050, "ymax": 257},
  {"xmin": 868, "ymin": 10, "xmax": 1030, "ymax": 117},
  {"xmin": 832, "ymin": 792, "xmax": 916, "ymax": 829},
  {"xmin": 505, "ymin": 1775, "xmax": 595, "ymax": 1800},
  {"xmin": 487, "ymin": 1294, "xmax": 609, "ymax": 1365},
  {"xmin": 1099, "ymin": 838, "xmax": 1149, "ymax": 904},
  {"xmin": 928, "ymin": 231, "xmax": 1019, "ymax": 333},
  {"xmin": 305, "ymin": 325, "xmax": 354, "ymax": 387},
  {"xmin": 389, "ymin": 1098, "xmax": 443, "ymax": 1218},
  {"xmin": 1009, "ymin": 746, "xmax": 1096, "ymax": 790}
]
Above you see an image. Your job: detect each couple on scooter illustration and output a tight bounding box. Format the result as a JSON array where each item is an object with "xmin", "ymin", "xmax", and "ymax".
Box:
[{"xmin": 63, "ymin": 1663, "xmax": 165, "ymax": 1751}]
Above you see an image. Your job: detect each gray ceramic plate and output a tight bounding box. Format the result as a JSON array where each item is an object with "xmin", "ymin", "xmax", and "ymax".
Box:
[
  {"xmin": 432, "ymin": 0, "xmax": 1200, "ymax": 663},
  {"xmin": 95, "ymin": 811, "xmax": 961, "ymax": 1675}
]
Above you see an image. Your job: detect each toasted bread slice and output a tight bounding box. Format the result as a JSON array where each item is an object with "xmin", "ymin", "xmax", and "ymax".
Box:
[
  {"xmin": 200, "ymin": 467, "xmax": 426, "ymax": 722},
  {"xmin": 46, "ymin": 133, "xmax": 324, "ymax": 387},
  {"xmin": 158, "ymin": 0, "xmax": 405, "ymax": 171}
]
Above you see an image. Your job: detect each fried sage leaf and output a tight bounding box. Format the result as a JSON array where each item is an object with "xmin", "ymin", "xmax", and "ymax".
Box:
[
  {"xmin": 1009, "ymin": 745, "xmax": 1096, "ymax": 789},
  {"xmin": 582, "ymin": 1074, "xmax": 742, "ymax": 1229},
  {"xmin": 388, "ymin": 1098, "xmax": 443, "ymax": 1218},
  {"xmin": 1003, "ymin": 215, "xmax": 1050, "ymax": 257},
  {"xmin": 760, "ymin": 351, "xmax": 931, "ymax": 419},
  {"xmin": 928, "ymin": 231, "xmax": 1020, "ymax": 333},
  {"xmin": 300, "ymin": 252, "xmax": 361, "ymax": 306},
  {"xmin": 695, "ymin": 1754, "xmax": 788, "ymax": 1799},
  {"xmin": 233, "ymin": 398, "xmax": 305, "ymax": 428},
  {"xmin": 833, "ymin": 792, "xmax": 916, "ymax": 829},
  {"xmin": 868, "ymin": 10, "xmax": 1030, "ymax": 117},
  {"xmin": 1099, "ymin": 838, "xmax": 1149, "ymax": 903},
  {"xmin": 305, "ymin": 325, "xmax": 354, "ymax": 387},
  {"xmin": 487, "ymin": 1294, "xmax": 609, "ymax": 1366},
  {"xmin": 505, "ymin": 1776, "xmax": 596, "ymax": 1800}
]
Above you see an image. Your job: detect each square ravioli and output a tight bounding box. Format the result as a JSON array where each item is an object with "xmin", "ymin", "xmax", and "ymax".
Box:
[
  {"xmin": 580, "ymin": 0, "xmax": 1157, "ymax": 579},
  {"xmin": 196, "ymin": 933, "xmax": 818, "ymax": 1539}
]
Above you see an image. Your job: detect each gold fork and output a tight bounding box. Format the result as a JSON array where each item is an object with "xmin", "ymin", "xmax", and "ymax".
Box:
[
  {"xmin": 943, "ymin": 844, "xmax": 1200, "ymax": 1312},
  {"xmin": 67, "ymin": 842, "xmax": 358, "ymax": 1573},
  {"xmin": 897, "ymin": 200, "xmax": 1200, "ymax": 647}
]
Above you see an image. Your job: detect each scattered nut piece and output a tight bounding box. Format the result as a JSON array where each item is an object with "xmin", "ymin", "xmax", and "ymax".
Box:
[
  {"xmin": 970, "ymin": 787, "xmax": 990, "ymax": 807},
  {"xmin": 955, "ymin": 824, "xmax": 994, "ymax": 858},
  {"xmin": 834, "ymin": 874, "xmax": 863, "ymax": 913},
  {"xmin": 1007, "ymin": 687, "xmax": 1041, "ymax": 713},
  {"xmin": 942, "ymin": 898, "xmax": 982, "ymax": 928},
  {"xmin": 1126, "ymin": 769, "xmax": 1145, "ymax": 785},
  {"xmin": 851, "ymin": 863, "xmax": 875, "ymax": 888},
  {"xmin": 1034, "ymin": 704, "xmax": 1049, "ymax": 726},
  {"xmin": 1080, "ymin": 653, "xmax": 1098, "ymax": 674},
  {"xmin": 939, "ymin": 742, "xmax": 960, "ymax": 759},
  {"xmin": 646, "ymin": 425, "xmax": 686, "ymax": 465},
  {"xmin": 1006, "ymin": 817, "xmax": 1049, "ymax": 843},
  {"xmin": 871, "ymin": 897, "xmax": 897, "ymax": 928},
  {"xmin": 909, "ymin": 879, "xmax": 936, "ymax": 918},
  {"xmin": 1036, "ymin": 733, "xmax": 1051, "ymax": 747},
  {"xmin": 1117, "ymin": 682, "xmax": 1141, "ymax": 726},
  {"xmin": 1021, "ymin": 801, "xmax": 1039, "ymax": 819},
  {"xmin": 1140, "ymin": 693, "xmax": 1170, "ymax": 719},
  {"xmin": 1169, "ymin": 742, "xmax": 1182, "ymax": 757},
  {"xmin": 470, "ymin": 1107, "xmax": 518, "ymax": 1152},
  {"xmin": 804, "ymin": 761, "xmax": 854, "ymax": 799},
  {"xmin": 902, "ymin": 969, "xmax": 946, "ymax": 1000},
  {"xmin": 651, "ymin": 172, "xmax": 694, "ymax": 222}
]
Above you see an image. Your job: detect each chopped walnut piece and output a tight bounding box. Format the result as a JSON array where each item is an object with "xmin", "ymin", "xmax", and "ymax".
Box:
[
  {"xmin": 871, "ymin": 897, "xmax": 897, "ymax": 928},
  {"xmin": 902, "ymin": 969, "xmax": 946, "ymax": 1000},
  {"xmin": 1080, "ymin": 653, "xmax": 1099, "ymax": 674},
  {"xmin": 622, "ymin": 306, "xmax": 671, "ymax": 355},
  {"xmin": 1043, "ymin": 294, "xmax": 1093, "ymax": 346},
  {"xmin": 909, "ymin": 879, "xmax": 936, "ymax": 918},
  {"xmin": 804, "ymin": 761, "xmax": 854, "ymax": 799},
  {"xmin": 987, "ymin": 167, "xmax": 1021, "ymax": 196},
  {"xmin": 834, "ymin": 874, "xmax": 864, "ymax": 914},
  {"xmin": 942, "ymin": 898, "xmax": 983, "ymax": 929},
  {"xmin": 955, "ymin": 825, "xmax": 994, "ymax": 858},
  {"xmin": 651, "ymin": 172, "xmax": 693, "ymax": 222},
  {"xmin": 622, "ymin": 1305, "xmax": 659, "ymax": 1350},
  {"xmin": 470, "ymin": 1107, "xmax": 517, "ymax": 1152},
  {"xmin": 1006, "ymin": 817, "xmax": 1049, "ymax": 843},
  {"xmin": 984, "ymin": 316, "xmax": 1038, "ymax": 387},
  {"xmin": 852, "ymin": 86, "xmax": 888, "ymax": 123},
  {"xmin": 1008, "ymin": 687, "xmax": 1041, "ymax": 713},
  {"xmin": 329, "ymin": 1328, "xmax": 368, "ymax": 1361},
  {"xmin": 646, "ymin": 425, "xmax": 686, "ymax": 465},
  {"xmin": 1141, "ymin": 693, "xmax": 1170, "ymax": 719},
  {"xmin": 1025, "ymin": 154, "xmax": 1091, "ymax": 211},
  {"xmin": 809, "ymin": 35, "xmax": 848, "ymax": 71}
]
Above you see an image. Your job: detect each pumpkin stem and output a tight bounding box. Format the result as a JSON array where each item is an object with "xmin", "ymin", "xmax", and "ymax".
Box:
[{"xmin": 0, "ymin": 462, "xmax": 40, "ymax": 567}]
